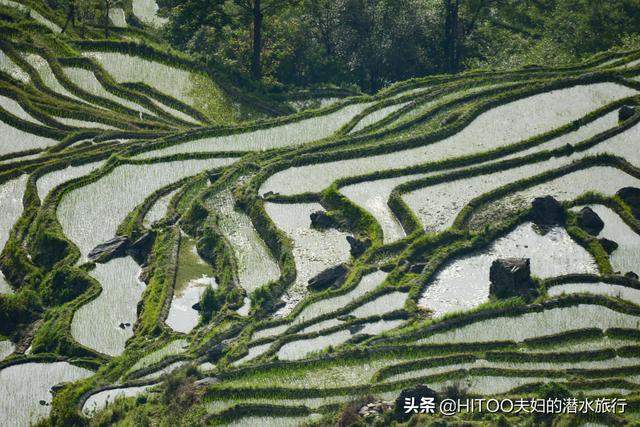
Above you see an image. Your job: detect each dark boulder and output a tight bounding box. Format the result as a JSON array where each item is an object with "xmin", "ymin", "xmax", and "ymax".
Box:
[
  {"xmin": 598, "ymin": 238, "xmax": 619, "ymax": 254},
  {"xmin": 489, "ymin": 258, "xmax": 536, "ymax": 299},
  {"xmin": 192, "ymin": 302, "xmax": 202, "ymax": 311},
  {"xmin": 310, "ymin": 211, "xmax": 336, "ymax": 229},
  {"xmin": 379, "ymin": 264, "xmax": 395, "ymax": 272},
  {"xmin": 617, "ymin": 187, "xmax": 640, "ymax": 210},
  {"xmin": 619, "ymin": 105, "xmax": 636, "ymax": 122},
  {"xmin": 625, "ymin": 271, "xmax": 639, "ymax": 280},
  {"xmin": 577, "ymin": 207, "xmax": 604, "ymax": 236},
  {"xmin": 531, "ymin": 196, "xmax": 565, "ymax": 226},
  {"xmin": 126, "ymin": 231, "xmax": 156, "ymax": 265},
  {"xmin": 308, "ymin": 264, "xmax": 348, "ymax": 291},
  {"xmin": 394, "ymin": 384, "xmax": 438, "ymax": 421},
  {"xmin": 346, "ymin": 236, "xmax": 371, "ymax": 258},
  {"xmin": 88, "ymin": 236, "xmax": 129, "ymax": 262}
]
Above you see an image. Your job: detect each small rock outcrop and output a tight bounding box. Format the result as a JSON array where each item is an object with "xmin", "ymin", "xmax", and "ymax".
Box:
[
  {"xmin": 489, "ymin": 258, "xmax": 536, "ymax": 299},
  {"xmin": 577, "ymin": 207, "xmax": 604, "ymax": 235},
  {"xmin": 88, "ymin": 236, "xmax": 129, "ymax": 262},
  {"xmin": 531, "ymin": 196, "xmax": 565, "ymax": 227},
  {"xmin": 346, "ymin": 236, "xmax": 371, "ymax": 258},
  {"xmin": 308, "ymin": 263, "xmax": 348, "ymax": 291},
  {"xmin": 625, "ymin": 271, "xmax": 639, "ymax": 280},
  {"xmin": 126, "ymin": 231, "xmax": 156, "ymax": 265},
  {"xmin": 619, "ymin": 105, "xmax": 636, "ymax": 122},
  {"xmin": 617, "ymin": 187, "xmax": 640, "ymax": 210},
  {"xmin": 394, "ymin": 384, "xmax": 438, "ymax": 421},
  {"xmin": 310, "ymin": 210, "xmax": 336, "ymax": 229},
  {"xmin": 598, "ymin": 237, "xmax": 619, "ymax": 254}
]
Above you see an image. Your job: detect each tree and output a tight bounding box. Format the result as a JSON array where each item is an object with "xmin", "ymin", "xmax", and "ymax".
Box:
[
  {"xmin": 443, "ymin": 0, "xmax": 493, "ymax": 72},
  {"xmin": 61, "ymin": 0, "xmax": 76, "ymax": 33},
  {"xmin": 158, "ymin": 0, "xmax": 296, "ymax": 80}
]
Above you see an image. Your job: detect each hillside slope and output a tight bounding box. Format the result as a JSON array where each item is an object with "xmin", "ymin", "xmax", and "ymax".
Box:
[{"xmin": 0, "ymin": 1, "xmax": 640, "ymax": 426}]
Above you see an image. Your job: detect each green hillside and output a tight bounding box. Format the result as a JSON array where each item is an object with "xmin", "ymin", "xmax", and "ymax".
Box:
[{"xmin": 0, "ymin": 1, "xmax": 640, "ymax": 427}]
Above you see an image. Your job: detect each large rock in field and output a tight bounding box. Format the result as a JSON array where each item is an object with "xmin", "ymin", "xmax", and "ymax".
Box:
[
  {"xmin": 88, "ymin": 236, "xmax": 129, "ymax": 262},
  {"xmin": 307, "ymin": 263, "xmax": 348, "ymax": 291},
  {"xmin": 598, "ymin": 237, "xmax": 618, "ymax": 254},
  {"xmin": 489, "ymin": 258, "xmax": 536, "ymax": 298},
  {"xmin": 531, "ymin": 196, "xmax": 565, "ymax": 226},
  {"xmin": 619, "ymin": 105, "xmax": 636, "ymax": 122},
  {"xmin": 617, "ymin": 187, "xmax": 640, "ymax": 210},
  {"xmin": 346, "ymin": 235, "xmax": 371, "ymax": 258},
  {"xmin": 126, "ymin": 231, "xmax": 156, "ymax": 265},
  {"xmin": 577, "ymin": 207, "xmax": 604, "ymax": 235},
  {"xmin": 310, "ymin": 210, "xmax": 336, "ymax": 229}
]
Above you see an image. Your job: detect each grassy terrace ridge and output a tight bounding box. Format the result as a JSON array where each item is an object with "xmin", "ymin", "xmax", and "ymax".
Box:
[{"xmin": 0, "ymin": 1, "xmax": 640, "ymax": 426}]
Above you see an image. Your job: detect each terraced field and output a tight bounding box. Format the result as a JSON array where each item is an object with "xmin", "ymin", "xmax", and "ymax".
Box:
[{"xmin": 1, "ymin": 2, "xmax": 640, "ymax": 426}]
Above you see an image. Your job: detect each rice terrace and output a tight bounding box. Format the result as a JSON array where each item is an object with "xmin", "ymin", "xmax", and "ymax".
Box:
[{"xmin": 2, "ymin": 0, "xmax": 640, "ymax": 426}]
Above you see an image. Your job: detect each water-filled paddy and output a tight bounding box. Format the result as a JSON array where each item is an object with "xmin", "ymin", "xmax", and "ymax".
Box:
[
  {"xmin": 419, "ymin": 222, "xmax": 598, "ymax": 317},
  {"xmin": 260, "ymin": 83, "xmax": 635, "ymax": 196},
  {"xmin": 276, "ymin": 330, "xmax": 352, "ymax": 361},
  {"xmin": 572, "ymin": 205, "xmax": 640, "ymax": 274},
  {"xmin": 109, "ymin": 8, "xmax": 127, "ymax": 27},
  {"xmin": 62, "ymin": 66, "xmax": 149, "ymax": 114},
  {"xmin": 472, "ymin": 166, "xmax": 640, "ymax": 227},
  {"xmin": 0, "ymin": 49, "xmax": 29, "ymax": 83},
  {"xmin": 0, "ymin": 175, "xmax": 28, "ymax": 290},
  {"xmin": 350, "ymin": 102, "xmax": 410, "ymax": 133},
  {"xmin": 83, "ymin": 384, "xmax": 155, "ymax": 417},
  {"xmin": 0, "ymin": 116, "xmax": 57, "ymax": 156},
  {"xmin": 403, "ymin": 113, "xmax": 624, "ymax": 232},
  {"xmin": 0, "ymin": 0, "xmax": 61, "ymax": 32},
  {"xmin": 418, "ymin": 304, "xmax": 640, "ymax": 344},
  {"xmin": 135, "ymin": 102, "xmax": 373, "ymax": 158},
  {"xmin": 264, "ymin": 202, "xmax": 352, "ymax": 317},
  {"xmin": 84, "ymin": 52, "xmax": 230, "ymax": 122},
  {"xmin": 57, "ymin": 157, "xmax": 235, "ymax": 259},
  {"xmin": 166, "ymin": 237, "xmax": 217, "ymax": 334},
  {"xmin": 233, "ymin": 342, "xmax": 272, "ymax": 366},
  {"xmin": 548, "ymin": 282, "xmax": 640, "ymax": 306},
  {"xmin": 293, "ymin": 270, "xmax": 388, "ymax": 325},
  {"xmin": 0, "ymin": 362, "xmax": 92, "ymax": 426},
  {"xmin": 143, "ymin": 188, "xmax": 180, "ymax": 227},
  {"xmin": 37, "ymin": 161, "xmax": 106, "ymax": 201},
  {"xmin": 129, "ymin": 339, "xmax": 188, "ymax": 372},
  {"xmin": 341, "ymin": 175, "xmax": 427, "ymax": 242},
  {"xmin": 205, "ymin": 189, "xmax": 279, "ymax": 293},
  {"xmin": 22, "ymin": 54, "xmax": 81, "ymax": 101},
  {"xmin": 71, "ymin": 257, "xmax": 144, "ymax": 356},
  {"xmin": 349, "ymin": 291, "xmax": 408, "ymax": 318},
  {"xmin": 276, "ymin": 318, "xmax": 404, "ymax": 361},
  {"xmin": 0, "ymin": 95, "xmax": 43, "ymax": 124},
  {"xmin": 0, "ymin": 340, "xmax": 14, "ymax": 360}
]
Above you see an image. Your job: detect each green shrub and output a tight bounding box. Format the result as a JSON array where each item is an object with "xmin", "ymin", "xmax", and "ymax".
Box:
[
  {"xmin": 0, "ymin": 289, "xmax": 41, "ymax": 336},
  {"xmin": 42, "ymin": 266, "xmax": 92, "ymax": 305}
]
